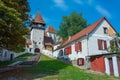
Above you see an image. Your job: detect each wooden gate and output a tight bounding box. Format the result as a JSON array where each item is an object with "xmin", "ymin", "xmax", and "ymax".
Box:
[{"xmin": 108, "ymin": 58, "xmax": 114, "ymax": 75}]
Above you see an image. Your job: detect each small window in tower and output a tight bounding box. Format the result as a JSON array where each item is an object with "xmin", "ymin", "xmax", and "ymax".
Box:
[
  {"xmin": 39, "ymin": 42, "xmax": 41, "ymax": 44},
  {"xmin": 103, "ymin": 27, "xmax": 107, "ymax": 34},
  {"xmin": 38, "ymin": 24, "xmax": 41, "ymax": 27}
]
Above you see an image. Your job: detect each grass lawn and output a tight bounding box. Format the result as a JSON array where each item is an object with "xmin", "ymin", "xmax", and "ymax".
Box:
[
  {"xmin": 25, "ymin": 54, "xmax": 120, "ymax": 80},
  {"xmin": 0, "ymin": 60, "xmax": 16, "ymax": 66},
  {"xmin": 17, "ymin": 53, "xmax": 33, "ymax": 60}
]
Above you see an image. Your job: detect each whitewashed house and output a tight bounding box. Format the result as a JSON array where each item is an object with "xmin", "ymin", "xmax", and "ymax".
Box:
[
  {"xmin": 53, "ymin": 17, "xmax": 117, "ymax": 71},
  {"xmin": 0, "ymin": 49, "xmax": 27, "ymax": 61},
  {"xmin": 0, "ymin": 49, "xmax": 14, "ymax": 61}
]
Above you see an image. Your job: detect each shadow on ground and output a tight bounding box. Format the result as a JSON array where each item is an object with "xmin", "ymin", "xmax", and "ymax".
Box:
[
  {"xmin": 29, "ymin": 59, "xmax": 69, "ymax": 79},
  {"xmin": 0, "ymin": 59, "xmax": 69, "ymax": 80}
]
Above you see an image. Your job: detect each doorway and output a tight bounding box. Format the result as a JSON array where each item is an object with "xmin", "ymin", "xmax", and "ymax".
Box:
[
  {"xmin": 34, "ymin": 48, "xmax": 40, "ymax": 53},
  {"xmin": 109, "ymin": 58, "xmax": 114, "ymax": 75},
  {"xmin": 10, "ymin": 54, "xmax": 14, "ymax": 60}
]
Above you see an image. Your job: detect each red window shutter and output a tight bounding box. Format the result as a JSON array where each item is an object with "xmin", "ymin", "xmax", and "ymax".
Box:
[
  {"xmin": 78, "ymin": 42, "xmax": 82, "ymax": 51},
  {"xmin": 75, "ymin": 43, "xmax": 79, "ymax": 52},
  {"xmin": 69, "ymin": 46, "xmax": 71, "ymax": 54},
  {"xmin": 104, "ymin": 40, "xmax": 107, "ymax": 50},
  {"xmin": 65, "ymin": 48, "xmax": 68, "ymax": 54},
  {"xmin": 66, "ymin": 46, "xmax": 71, "ymax": 54},
  {"xmin": 98, "ymin": 39, "xmax": 103, "ymax": 50},
  {"xmin": 67, "ymin": 47, "xmax": 69, "ymax": 54}
]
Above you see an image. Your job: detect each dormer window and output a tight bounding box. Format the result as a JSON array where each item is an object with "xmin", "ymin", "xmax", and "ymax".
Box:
[{"xmin": 103, "ymin": 27, "xmax": 107, "ymax": 34}]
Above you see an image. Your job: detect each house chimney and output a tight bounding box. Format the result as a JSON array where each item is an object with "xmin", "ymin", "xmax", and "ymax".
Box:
[{"xmin": 69, "ymin": 36, "xmax": 71, "ymax": 40}]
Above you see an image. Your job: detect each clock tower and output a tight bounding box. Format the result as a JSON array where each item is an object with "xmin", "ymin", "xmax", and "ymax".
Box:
[{"xmin": 31, "ymin": 12, "xmax": 45, "ymax": 53}]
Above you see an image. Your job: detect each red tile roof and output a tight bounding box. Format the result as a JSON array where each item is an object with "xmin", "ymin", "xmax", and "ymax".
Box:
[
  {"xmin": 46, "ymin": 26, "xmax": 56, "ymax": 33},
  {"xmin": 33, "ymin": 12, "xmax": 45, "ymax": 25},
  {"xmin": 62, "ymin": 17, "xmax": 116, "ymax": 47}
]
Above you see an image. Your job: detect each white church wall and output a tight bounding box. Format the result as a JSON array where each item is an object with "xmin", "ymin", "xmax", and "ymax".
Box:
[{"xmin": 47, "ymin": 32, "xmax": 56, "ymax": 43}]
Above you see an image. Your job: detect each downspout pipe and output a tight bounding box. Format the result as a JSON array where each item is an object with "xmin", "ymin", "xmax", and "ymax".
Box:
[{"xmin": 86, "ymin": 33, "xmax": 90, "ymax": 69}]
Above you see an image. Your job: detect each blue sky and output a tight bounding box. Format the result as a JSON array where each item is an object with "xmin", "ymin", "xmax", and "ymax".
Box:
[{"xmin": 28, "ymin": 0, "xmax": 120, "ymax": 33}]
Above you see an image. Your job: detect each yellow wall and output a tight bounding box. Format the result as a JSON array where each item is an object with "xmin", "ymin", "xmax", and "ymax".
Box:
[
  {"xmin": 108, "ymin": 27, "xmax": 115, "ymax": 36},
  {"xmin": 46, "ymin": 46, "xmax": 53, "ymax": 51}
]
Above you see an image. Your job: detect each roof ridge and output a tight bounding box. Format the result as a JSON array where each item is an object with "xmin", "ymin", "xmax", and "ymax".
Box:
[
  {"xmin": 62, "ymin": 17, "xmax": 106, "ymax": 47},
  {"xmin": 46, "ymin": 25, "xmax": 56, "ymax": 33}
]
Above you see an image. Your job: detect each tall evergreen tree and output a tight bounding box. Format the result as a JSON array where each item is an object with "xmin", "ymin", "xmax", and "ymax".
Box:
[{"xmin": 58, "ymin": 12, "xmax": 88, "ymax": 40}]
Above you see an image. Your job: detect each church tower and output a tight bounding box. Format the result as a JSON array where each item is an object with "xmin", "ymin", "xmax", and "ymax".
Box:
[{"xmin": 31, "ymin": 12, "xmax": 45, "ymax": 53}]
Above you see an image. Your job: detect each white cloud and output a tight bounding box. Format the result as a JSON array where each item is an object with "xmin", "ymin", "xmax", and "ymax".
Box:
[
  {"xmin": 53, "ymin": 0, "xmax": 67, "ymax": 10},
  {"xmin": 96, "ymin": 5, "xmax": 111, "ymax": 18},
  {"xmin": 74, "ymin": 0, "xmax": 83, "ymax": 4},
  {"xmin": 73, "ymin": 0, "xmax": 94, "ymax": 5}
]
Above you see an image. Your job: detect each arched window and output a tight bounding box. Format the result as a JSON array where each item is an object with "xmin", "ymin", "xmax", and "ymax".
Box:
[{"xmin": 59, "ymin": 50, "xmax": 63, "ymax": 56}]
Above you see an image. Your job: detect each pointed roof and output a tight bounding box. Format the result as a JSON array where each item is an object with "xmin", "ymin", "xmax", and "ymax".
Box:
[
  {"xmin": 62, "ymin": 17, "xmax": 117, "ymax": 47},
  {"xmin": 33, "ymin": 12, "xmax": 45, "ymax": 25},
  {"xmin": 46, "ymin": 26, "xmax": 56, "ymax": 33}
]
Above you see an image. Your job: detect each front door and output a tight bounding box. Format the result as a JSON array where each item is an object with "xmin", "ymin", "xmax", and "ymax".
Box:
[{"xmin": 109, "ymin": 58, "xmax": 114, "ymax": 75}]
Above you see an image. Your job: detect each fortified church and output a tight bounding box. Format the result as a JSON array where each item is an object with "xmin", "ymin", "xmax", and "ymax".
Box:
[{"xmin": 26, "ymin": 12, "xmax": 57, "ymax": 53}]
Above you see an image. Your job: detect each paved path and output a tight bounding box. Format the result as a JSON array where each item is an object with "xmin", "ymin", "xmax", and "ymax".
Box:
[
  {"xmin": 0, "ymin": 53, "xmax": 41, "ymax": 73},
  {"xmin": 17, "ymin": 53, "xmax": 41, "ymax": 66}
]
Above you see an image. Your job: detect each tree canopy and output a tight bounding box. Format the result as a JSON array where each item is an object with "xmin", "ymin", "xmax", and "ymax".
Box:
[
  {"xmin": 0, "ymin": 0, "xmax": 30, "ymax": 52},
  {"xmin": 1, "ymin": 0, "xmax": 30, "ymax": 27},
  {"xmin": 58, "ymin": 12, "xmax": 88, "ymax": 40}
]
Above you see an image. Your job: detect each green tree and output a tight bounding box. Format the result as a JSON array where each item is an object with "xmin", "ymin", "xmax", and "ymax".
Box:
[
  {"xmin": 108, "ymin": 33, "xmax": 120, "ymax": 53},
  {"xmin": 58, "ymin": 12, "xmax": 88, "ymax": 40},
  {"xmin": 1, "ymin": 0, "xmax": 30, "ymax": 27},
  {"xmin": 0, "ymin": 1, "xmax": 30, "ymax": 52}
]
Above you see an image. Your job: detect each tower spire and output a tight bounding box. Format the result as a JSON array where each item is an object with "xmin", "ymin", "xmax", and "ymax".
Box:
[{"xmin": 33, "ymin": 12, "xmax": 45, "ymax": 26}]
